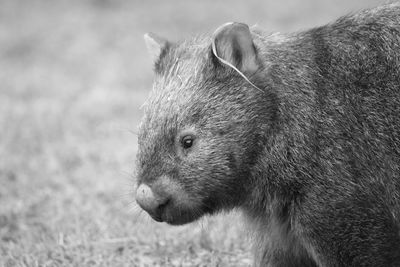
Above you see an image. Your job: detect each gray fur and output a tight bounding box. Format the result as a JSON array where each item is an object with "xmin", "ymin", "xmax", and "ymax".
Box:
[{"xmin": 137, "ymin": 3, "xmax": 400, "ymax": 266}]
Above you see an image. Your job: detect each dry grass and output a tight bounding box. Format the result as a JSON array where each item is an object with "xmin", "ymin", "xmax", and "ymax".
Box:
[{"xmin": 0, "ymin": 0, "xmax": 385, "ymax": 266}]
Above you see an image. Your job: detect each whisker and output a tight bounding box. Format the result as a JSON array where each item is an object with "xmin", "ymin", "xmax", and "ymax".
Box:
[{"xmin": 127, "ymin": 129, "xmax": 139, "ymax": 136}]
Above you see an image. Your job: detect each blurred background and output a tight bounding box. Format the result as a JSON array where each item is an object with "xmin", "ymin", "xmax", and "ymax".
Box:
[{"xmin": 0, "ymin": 0, "xmax": 386, "ymax": 266}]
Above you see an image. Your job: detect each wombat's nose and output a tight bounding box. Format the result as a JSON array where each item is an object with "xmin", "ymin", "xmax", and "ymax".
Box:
[{"xmin": 135, "ymin": 183, "xmax": 169, "ymax": 221}]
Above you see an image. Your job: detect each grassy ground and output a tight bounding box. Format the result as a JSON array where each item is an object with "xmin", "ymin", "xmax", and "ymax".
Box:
[{"xmin": 0, "ymin": 0, "xmax": 386, "ymax": 266}]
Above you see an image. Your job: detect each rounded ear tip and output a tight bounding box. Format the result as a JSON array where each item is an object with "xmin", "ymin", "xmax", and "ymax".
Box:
[
  {"xmin": 213, "ymin": 22, "xmax": 250, "ymax": 35},
  {"xmin": 221, "ymin": 22, "xmax": 248, "ymax": 27},
  {"xmin": 222, "ymin": 22, "xmax": 235, "ymax": 27},
  {"xmin": 143, "ymin": 32, "xmax": 169, "ymax": 65},
  {"xmin": 231, "ymin": 22, "xmax": 250, "ymax": 30},
  {"xmin": 143, "ymin": 32, "xmax": 155, "ymax": 40},
  {"xmin": 232, "ymin": 22, "xmax": 249, "ymax": 27},
  {"xmin": 144, "ymin": 32, "xmax": 168, "ymax": 46}
]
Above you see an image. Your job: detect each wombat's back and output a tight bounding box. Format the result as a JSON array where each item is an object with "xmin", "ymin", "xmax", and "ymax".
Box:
[
  {"xmin": 310, "ymin": 2, "xmax": 400, "ymax": 187},
  {"xmin": 260, "ymin": 1, "xmax": 400, "ymax": 222}
]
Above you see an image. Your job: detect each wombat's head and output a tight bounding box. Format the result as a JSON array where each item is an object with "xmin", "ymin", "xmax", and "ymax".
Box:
[{"xmin": 135, "ymin": 23, "xmax": 274, "ymax": 225}]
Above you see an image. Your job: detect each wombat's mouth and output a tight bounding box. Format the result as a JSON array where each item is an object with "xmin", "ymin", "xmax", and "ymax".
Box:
[
  {"xmin": 156, "ymin": 205, "xmax": 204, "ymax": 226},
  {"xmin": 144, "ymin": 200, "xmax": 213, "ymax": 226}
]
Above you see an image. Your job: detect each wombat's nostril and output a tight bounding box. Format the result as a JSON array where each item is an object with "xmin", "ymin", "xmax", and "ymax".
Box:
[{"xmin": 135, "ymin": 183, "xmax": 170, "ymax": 219}]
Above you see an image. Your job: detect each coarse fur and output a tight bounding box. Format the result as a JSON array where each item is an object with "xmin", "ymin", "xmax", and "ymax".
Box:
[{"xmin": 136, "ymin": 3, "xmax": 400, "ymax": 266}]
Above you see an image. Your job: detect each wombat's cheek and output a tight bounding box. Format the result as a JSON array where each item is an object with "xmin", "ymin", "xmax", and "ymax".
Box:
[{"xmin": 135, "ymin": 176, "xmax": 204, "ymax": 225}]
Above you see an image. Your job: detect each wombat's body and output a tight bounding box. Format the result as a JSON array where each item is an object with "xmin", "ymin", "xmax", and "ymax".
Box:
[{"xmin": 136, "ymin": 3, "xmax": 400, "ymax": 266}]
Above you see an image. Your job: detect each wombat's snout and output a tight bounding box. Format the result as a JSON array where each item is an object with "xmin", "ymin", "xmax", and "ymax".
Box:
[
  {"xmin": 135, "ymin": 183, "xmax": 170, "ymax": 221},
  {"xmin": 135, "ymin": 177, "xmax": 201, "ymax": 225}
]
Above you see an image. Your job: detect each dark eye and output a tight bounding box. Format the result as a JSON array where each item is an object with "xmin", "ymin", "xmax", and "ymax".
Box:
[{"xmin": 181, "ymin": 135, "xmax": 194, "ymax": 149}]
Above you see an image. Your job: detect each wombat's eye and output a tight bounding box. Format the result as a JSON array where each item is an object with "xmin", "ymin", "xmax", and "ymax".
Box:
[{"xmin": 181, "ymin": 135, "xmax": 194, "ymax": 149}]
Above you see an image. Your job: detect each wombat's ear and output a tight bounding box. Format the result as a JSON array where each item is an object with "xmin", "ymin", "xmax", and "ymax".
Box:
[
  {"xmin": 212, "ymin": 22, "xmax": 259, "ymax": 75},
  {"xmin": 144, "ymin": 32, "xmax": 170, "ymax": 69}
]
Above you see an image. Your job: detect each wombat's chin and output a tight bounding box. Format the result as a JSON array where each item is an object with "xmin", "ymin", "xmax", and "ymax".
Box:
[
  {"xmin": 155, "ymin": 205, "xmax": 205, "ymax": 225},
  {"xmin": 163, "ymin": 215, "xmax": 199, "ymax": 226},
  {"xmin": 164, "ymin": 211, "xmax": 203, "ymax": 226}
]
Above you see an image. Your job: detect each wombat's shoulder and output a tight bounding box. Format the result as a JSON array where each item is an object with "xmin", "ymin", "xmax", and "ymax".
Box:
[
  {"xmin": 254, "ymin": 2, "xmax": 400, "ymax": 41},
  {"xmin": 347, "ymin": 2, "xmax": 400, "ymax": 23}
]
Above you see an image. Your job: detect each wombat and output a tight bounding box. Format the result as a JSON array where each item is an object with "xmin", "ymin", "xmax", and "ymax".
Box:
[{"xmin": 135, "ymin": 3, "xmax": 400, "ymax": 266}]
